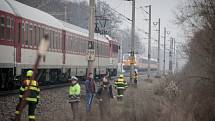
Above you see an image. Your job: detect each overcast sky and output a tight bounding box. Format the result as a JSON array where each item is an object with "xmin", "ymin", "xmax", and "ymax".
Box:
[
  {"xmin": 102, "ymin": 0, "xmax": 187, "ymax": 68},
  {"xmin": 72, "ymin": 0, "xmax": 187, "ymax": 68},
  {"xmin": 72, "ymin": 0, "xmax": 185, "ymax": 45},
  {"xmin": 104, "ymin": 0, "xmax": 185, "ymax": 43}
]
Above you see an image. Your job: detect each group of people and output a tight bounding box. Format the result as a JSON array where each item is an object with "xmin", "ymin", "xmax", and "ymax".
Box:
[
  {"xmin": 69, "ymin": 73, "xmax": 128, "ymax": 121},
  {"xmin": 14, "ymin": 70, "xmax": 129, "ymax": 121}
]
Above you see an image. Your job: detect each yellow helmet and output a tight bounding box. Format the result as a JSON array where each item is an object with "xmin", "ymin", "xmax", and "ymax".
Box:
[
  {"xmin": 26, "ymin": 70, "xmax": 33, "ymax": 77},
  {"xmin": 119, "ymin": 74, "xmax": 124, "ymax": 78}
]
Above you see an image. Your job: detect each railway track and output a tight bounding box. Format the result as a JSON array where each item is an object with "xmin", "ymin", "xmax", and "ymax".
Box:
[{"xmin": 0, "ymin": 75, "xmax": 147, "ymax": 97}]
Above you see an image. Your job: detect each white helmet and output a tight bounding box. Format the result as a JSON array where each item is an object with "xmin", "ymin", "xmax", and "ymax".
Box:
[{"xmin": 70, "ymin": 76, "xmax": 78, "ymax": 81}]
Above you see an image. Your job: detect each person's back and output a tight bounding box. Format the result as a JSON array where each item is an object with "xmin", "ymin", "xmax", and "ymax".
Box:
[
  {"xmin": 115, "ymin": 76, "xmax": 127, "ymax": 89},
  {"xmin": 15, "ymin": 70, "xmax": 40, "ymax": 121},
  {"xmin": 96, "ymin": 77, "xmax": 113, "ymax": 121}
]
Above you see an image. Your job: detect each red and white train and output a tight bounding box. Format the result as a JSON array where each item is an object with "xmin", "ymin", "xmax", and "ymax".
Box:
[{"xmin": 0, "ymin": 0, "xmax": 119, "ymax": 90}]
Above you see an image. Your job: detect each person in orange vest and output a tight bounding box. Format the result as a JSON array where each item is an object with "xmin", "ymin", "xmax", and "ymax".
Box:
[{"xmin": 15, "ymin": 70, "xmax": 40, "ymax": 121}]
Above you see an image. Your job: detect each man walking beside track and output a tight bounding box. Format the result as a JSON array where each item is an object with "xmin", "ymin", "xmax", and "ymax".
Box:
[
  {"xmin": 96, "ymin": 76, "xmax": 114, "ymax": 121},
  {"xmin": 85, "ymin": 73, "xmax": 96, "ymax": 113},
  {"xmin": 114, "ymin": 74, "xmax": 128, "ymax": 101}
]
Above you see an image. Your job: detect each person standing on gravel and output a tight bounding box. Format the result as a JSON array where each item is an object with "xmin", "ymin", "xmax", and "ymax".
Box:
[
  {"xmin": 15, "ymin": 70, "xmax": 40, "ymax": 121},
  {"xmin": 68, "ymin": 76, "xmax": 81, "ymax": 121},
  {"xmin": 85, "ymin": 73, "xmax": 96, "ymax": 113},
  {"xmin": 96, "ymin": 76, "xmax": 114, "ymax": 121}
]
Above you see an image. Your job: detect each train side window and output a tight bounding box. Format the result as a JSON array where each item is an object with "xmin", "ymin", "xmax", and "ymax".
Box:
[
  {"xmin": 52, "ymin": 31, "xmax": 55, "ymax": 49},
  {"xmin": 6, "ymin": 16, "xmax": 11, "ymax": 40},
  {"xmin": 51, "ymin": 30, "xmax": 53, "ymax": 49},
  {"xmin": 59, "ymin": 32, "xmax": 61, "ymax": 51},
  {"xmin": 50, "ymin": 30, "xmax": 53, "ymax": 49},
  {"xmin": 0, "ymin": 16, "xmax": 5, "ymax": 39},
  {"xmin": 69, "ymin": 35, "xmax": 71, "ymax": 51},
  {"xmin": 54, "ymin": 31, "xmax": 57, "ymax": 49},
  {"xmin": 57, "ymin": 32, "xmax": 60, "ymax": 50},
  {"xmin": 57, "ymin": 32, "xmax": 59, "ymax": 50},
  {"xmin": 77, "ymin": 37, "xmax": 80, "ymax": 53},
  {"xmin": 37, "ymin": 27, "xmax": 40, "ymax": 47},
  {"xmin": 22, "ymin": 22, "xmax": 25, "ymax": 45},
  {"xmin": 51, "ymin": 30, "xmax": 54, "ymax": 49},
  {"xmin": 79, "ymin": 38, "xmax": 82, "ymax": 53},
  {"xmin": 70, "ymin": 35, "xmax": 74, "ymax": 52},
  {"xmin": 100, "ymin": 43, "xmax": 103, "ymax": 56},
  {"xmin": 48, "ymin": 29, "xmax": 51, "ymax": 49},
  {"xmin": 74, "ymin": 36, "xmax": 77, "ymax": 52},
  {"xmin": 25, "ymin": 22, "xmax": 28, "ymax": 45},
  {"xmin": 70, "ymin": 36, "xmax": 75, "ymax": 51},
  {"xmin": 11, "ymin": 17, "xmax": 14, "ymax": 41},
  {"xmin": 68, "ymin": 35, "xmax": 71, "ymax": 51},
  {"xmin": 83, "ymin": 38, "xmax": 86, "ymax": 54},
  {"xmin": 65, "ymin": 35, "xmax": 68, "ymax": 51},
  {"xmin": 106, "ymin": 45, "xmax": 108, "ymax": 56},
  {"xmin": 95, "ymin": 41, "xmax": 98, "ymax": 55},
  {"xmin": 40, "ymin": 27, "xmax": 43, "ymax": 40},
  {"xmin": 29, "ymin": 24, "xmax": 33, "ymax": 47},
  {"xmin": 34, "ymin": 25, "xmax": 37, "ymax": 48},
  {"xmin": 83, "ymin": 39, "xmax": 86, "ymax": 53},
  {"xmin": 39, "ymin": 27, "xmax": 43, "ymax": 45},
  {"xmin": 98, "ymin": 43, "xmax": 101, "ymax": 56}
]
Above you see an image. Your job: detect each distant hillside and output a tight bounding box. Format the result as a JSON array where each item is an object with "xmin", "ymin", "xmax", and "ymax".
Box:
[{"xmin": 16, "ymin": 0, "xmax": 89, "ymax": 29}]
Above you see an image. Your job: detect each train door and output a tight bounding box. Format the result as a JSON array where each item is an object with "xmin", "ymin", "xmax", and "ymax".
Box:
[{"xmin": 15, "ymin": 17, "xmax": 22, "ymax": 63}]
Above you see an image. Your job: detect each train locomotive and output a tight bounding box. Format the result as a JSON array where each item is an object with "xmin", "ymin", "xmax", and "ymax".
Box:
[{"xmin": 0, "ymin": 0, "xmax": 119, "ymax": 91}]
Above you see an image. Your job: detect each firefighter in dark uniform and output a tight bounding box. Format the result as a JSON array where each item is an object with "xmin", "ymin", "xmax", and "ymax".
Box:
[
  {"xmin": 15, "ymin": 70, "xmax": 40, "ymax": 121},
  {"xmin": 114, "ymin": 74, "xmax": 128, "ymax": 100},
  {"xmin": 134, "ymin": 70, "xmax": 138, "ymax": 84}
]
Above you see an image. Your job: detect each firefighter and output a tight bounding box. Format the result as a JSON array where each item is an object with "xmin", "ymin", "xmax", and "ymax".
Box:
[
  {"xmin": 96, "ymin": 76, "xmax": 113, "ymax": 121},
  {"xmin": 134, "ymin": 70, "xmax": 138, "ymax": 84},
  {"xmin": 68, "ymin": 76, "xmax": 81, "ymax": 121},
  {"xmin": 114, "ymin": 74, "xmax": 128, "ymax": 100},
  {"xmin": 15, "ymin": 70, "xmax": 40, "ymax": 121}
]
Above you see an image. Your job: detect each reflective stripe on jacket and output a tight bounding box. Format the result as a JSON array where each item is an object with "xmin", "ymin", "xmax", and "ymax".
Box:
[
  {"xmin": 19, "ymin": 79, "xmax": 40, "ymax": 102},
  {"xmin": 114, "ymin": 78, "xmax": 128, "ymax": 89}
]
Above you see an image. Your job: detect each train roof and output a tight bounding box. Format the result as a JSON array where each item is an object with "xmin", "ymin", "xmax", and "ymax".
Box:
[
  {"xmin": 60, "ymin": 20, "xmax": 109, "ymax": 43},
  {"xmin": 1, "ymin": 0, "xmax": 117, "ymax": 44},
  {"xmin": 2, "ymin": 0, "xmax": 64, "ymax": 29},
  {"xmin": 0, "ymin": 0, "xmax": 15, "ymax": 14}
]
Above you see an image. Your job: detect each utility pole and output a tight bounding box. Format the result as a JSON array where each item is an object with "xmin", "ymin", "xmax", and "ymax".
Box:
[
  {"xmin": 169, "ymin": 37, "xmax": 173, "ymax": 73},
  {"xmin": 155, "ymin": 18, "xmax": 161, "ymax": 76},
  {"xmin": 120, "ymin": 35, "xmax": 123, "ymax": 73},
  {"xmin": 129, "ymin": 0, "xmax": 135, "ymax": 83},
  {"xmin": 147, "ymin": 5, "xmax": 151, "ymax": 78},
  {"xmin": 175, "ymin": 46, "xmax": 179, "ymax": 73},
  {"xmin": 173, "ymin": 38, "xmax": 176, "ymax": 73},
  {"xmin": 87, "ymin": 0, "xmax": 96, "ymax": 75},
  {"xmin": 163, "ymin": 27, "xmax": 166, "ymax": 75}
]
